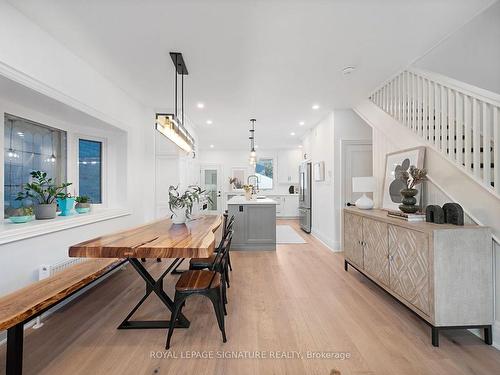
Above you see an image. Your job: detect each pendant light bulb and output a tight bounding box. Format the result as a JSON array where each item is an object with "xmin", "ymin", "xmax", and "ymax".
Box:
[{"xmin": 50, "ymin": 154, "xmax": 56, "ymax": 163}]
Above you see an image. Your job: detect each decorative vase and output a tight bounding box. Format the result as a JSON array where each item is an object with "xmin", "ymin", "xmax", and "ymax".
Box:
[
  {"xmin": 34, "ymin": 203, "xmax": 57, "ymax": 220},
  {"xmin": 244, "ymin": 190, "xmax": 252, "ymax": 200},
  {"xmin": 399, "ymin": 188, "xmax": 419, "ymax": 214},
  {"xmin": 57, "ymin": 197, "xmax": 76, "ymax": 216},
  {"xmin": 171, "ymin": 207, "xmax": 187, "ymax": 224}
]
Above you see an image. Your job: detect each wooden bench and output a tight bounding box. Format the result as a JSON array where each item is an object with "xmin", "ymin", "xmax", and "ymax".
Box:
[{"xmin": 0, "ymin": 258, "xmax": 126, "ymax": 375}]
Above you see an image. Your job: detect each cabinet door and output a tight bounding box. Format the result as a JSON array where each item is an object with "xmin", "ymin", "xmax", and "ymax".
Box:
[
  {"xmin": 362, "ymin": 218, "xmax": 389, "ymax": 286},
  {"xmin": 343, "ymin": 212, "xmax": 363, "ymax": 268},
  {"xmin": 246, "ymin": 205, "xmax": 276, "ymax": 244},
  {"xmin": 388, "ymin": 225, "xmax": 430, "ymax": 315}
]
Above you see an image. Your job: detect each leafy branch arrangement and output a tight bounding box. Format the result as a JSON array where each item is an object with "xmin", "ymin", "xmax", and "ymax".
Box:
[
  {"xmin": 168, "ymin": 185, "xmax": 212, "ymax": 218},
  {"xmin": 398, "ymin": 166, "xmax": 427, "ymax": 189},
  {"xmin": 16, "ymin": 171, "xmax": 72, "ymax": 204}
]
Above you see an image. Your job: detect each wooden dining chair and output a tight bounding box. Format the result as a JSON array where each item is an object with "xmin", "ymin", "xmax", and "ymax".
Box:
[
  {"xmin": 165, "ymin": 230, "xmax": 233, "ymax": 350},
  {"xmin": 189, "ymin": 214, "xmax": 234, "ymax": 289}
]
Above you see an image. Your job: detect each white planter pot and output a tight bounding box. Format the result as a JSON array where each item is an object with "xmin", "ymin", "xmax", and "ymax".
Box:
[{"xmin": 171, "ymin": 208, "xmax": 187, "ymax": 224}]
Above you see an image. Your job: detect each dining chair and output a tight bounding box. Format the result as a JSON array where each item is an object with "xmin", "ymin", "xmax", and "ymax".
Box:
[{"xmin": 165, "ymin": 230, "xmax": 233, "ymax": 350}]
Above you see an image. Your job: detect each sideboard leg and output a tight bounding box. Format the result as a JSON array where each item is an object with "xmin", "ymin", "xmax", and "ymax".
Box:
[
  {"xmin": 484, "ymin": 325, "xmax": 492, "ymax": 345},
  {"xmin": 344, "ymin": 260, "xmax": 348, "ymax": 271},
  {"xmin": 431, "ymin": 327, "xmax": 439, "ymax": 347}
]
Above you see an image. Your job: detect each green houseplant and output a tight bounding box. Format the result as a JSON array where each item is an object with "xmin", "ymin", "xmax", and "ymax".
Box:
[
  {"xmin": 8, "ymin": 206, "xmax": 34, "ymax": 224},
  {"xmin": 168, "ymin": 185, "xmax": 210, "ymax": 224},
  {"xmin": 16, "ymin": 171, "xmax": 72, "ymax": 220},
  {"xmin": 75, "ymin": 195, "xmax": 91, "ymax": 214}
]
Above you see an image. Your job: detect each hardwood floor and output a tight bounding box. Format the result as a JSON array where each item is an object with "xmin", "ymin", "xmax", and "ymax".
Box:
[{"xmin": 1, "ymin": 219, "xmax": 499, "ymax": 374}]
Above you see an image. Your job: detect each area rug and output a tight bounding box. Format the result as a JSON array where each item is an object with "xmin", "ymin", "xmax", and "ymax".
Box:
[{"xmin": 276, "ymin": 225, "xmax": 307, "ymax": 244}]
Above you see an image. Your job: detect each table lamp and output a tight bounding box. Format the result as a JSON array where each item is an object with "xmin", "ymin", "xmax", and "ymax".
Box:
[{"xmin": 352, "ymin": 177, "xmax": 376, "ymax": 210}]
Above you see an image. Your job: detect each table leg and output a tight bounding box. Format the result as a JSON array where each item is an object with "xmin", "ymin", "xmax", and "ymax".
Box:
[{"xmin": 117, "ymin": 258, "xmax": 190, "ymax": 329}]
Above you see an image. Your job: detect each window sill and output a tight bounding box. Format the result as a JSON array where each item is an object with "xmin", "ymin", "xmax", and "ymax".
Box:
[{"xmin": 0, "ymin": 208, "xmax": 132, "ymax": 245}]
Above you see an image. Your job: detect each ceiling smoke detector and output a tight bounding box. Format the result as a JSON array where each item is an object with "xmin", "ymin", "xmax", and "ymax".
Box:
[{"xmin": 342, "ymin": 66, "xmax": 356, "ymax": 75}]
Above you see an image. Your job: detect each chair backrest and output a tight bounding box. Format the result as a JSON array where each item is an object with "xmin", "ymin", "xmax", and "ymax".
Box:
[
  {"xmin": 211, "ymin": 229, "xmax": 233, "ymax": 273},
  {"xmin": 225, "ymin": 215, "xmax": 235, "ymax": 235},
  {"xmin": 222, "ymin": 211, "xmax": 228, "ymax": 235}
]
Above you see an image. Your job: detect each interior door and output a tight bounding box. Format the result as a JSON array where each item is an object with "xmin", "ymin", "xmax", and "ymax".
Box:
[
  {"xmin": 342, "ymin": 141, "xmax": 373, "ymax": 206},
  {"xmin": 200, "ymin": 165, "xmax": 222, "ymax": 214}
]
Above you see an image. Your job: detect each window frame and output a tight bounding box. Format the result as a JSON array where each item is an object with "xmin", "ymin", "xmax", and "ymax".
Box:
[
  {"xmin": 74, "ymin": 134, "xmax": 107, "ymax": 208},
  {"xmin": 255, "ymin": 157, "xmax": 274, "ymax": 190}
]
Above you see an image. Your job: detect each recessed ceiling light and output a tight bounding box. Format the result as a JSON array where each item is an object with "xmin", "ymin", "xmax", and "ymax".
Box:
[
  {"xmin": 209, "ymin": 144, "xmax": 214, "ymax": 148},
  {"xmin": 299, "ymin": 121, "xmax": 305, "ymax": 126},
  {"xmin": 298, "ymin": 145, "xmax": 303, "ymax": 148},
  {"xmin": 342, "ymin": 66, "xmax": 356, "ymax": 75},
  {"xmin": 197, "ymin": 102, "xmax": 205, "ymax": 109},
  {"xmin": 206, "ymin": 120, "xmax": 213, "ymax": 125},
  {"xmin": 290, "ymin": 132, "xmax": 296, "ymax": 136},
  {"xmin": 312, "ymin": 104, "xmax": 320, "ymax": 110}
]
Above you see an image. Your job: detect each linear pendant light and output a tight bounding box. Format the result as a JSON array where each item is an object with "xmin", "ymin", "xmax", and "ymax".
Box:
[{"xmin": 155, "ymin": 52, "xmax": 195, "ymax": 153}]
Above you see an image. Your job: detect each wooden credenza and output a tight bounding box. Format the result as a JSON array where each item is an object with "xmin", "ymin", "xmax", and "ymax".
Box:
[{"xmin": 342, "ymin": 207, "xmax": 493, "ymax": 346}]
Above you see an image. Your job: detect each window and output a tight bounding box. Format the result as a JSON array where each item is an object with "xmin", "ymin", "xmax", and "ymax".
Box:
[
  {"xmin": 255, "ymin": 158, "xmax": 273, "ymax": 190},
  {"xmin": 4, "ymin": 114, "xmax": 67, "ymax": 217},
  {"xmin": 78, "ymin": 139, "xmax": 102, "ymax": 204}
]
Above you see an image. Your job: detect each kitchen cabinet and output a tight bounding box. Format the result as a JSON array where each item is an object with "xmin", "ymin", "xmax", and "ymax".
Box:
[
  {"xmin": 342, "ymin": 207, "xmax": 493, "ymax": 347},
  {"xmin": 278, "ymin": 149, "xmax": 302, "ymax": 184}
]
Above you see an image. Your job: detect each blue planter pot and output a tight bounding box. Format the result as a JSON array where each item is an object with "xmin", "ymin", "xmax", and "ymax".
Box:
[{"xmin": 57, "ymin": 197, "xmax": 75, "ymax": 216}]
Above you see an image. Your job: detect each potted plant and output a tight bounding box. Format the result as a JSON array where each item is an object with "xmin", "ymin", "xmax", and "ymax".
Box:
[
  {"xmin": 57, "ymin": 192, "xmax": 76, "ymax": 216},
  {"xmin": 8, "ymin": 206, "xmax": 34, "ymax": 224},
  {"xmin": 75, "ymin": 195, "xmax": 91, "ymax": 214},
  {"xmin": 169, "ymin": 185, "xmax": 210, "ymax": 224},
  {"xmin": 243, "ymin": 184, "xmax": 253, "ymax": 200},
  {"xmin": 397, "ymin": 166, "xmax": 427, "ymax": 213},
  {"xmin": 16, "ymin": 171, "xmax": 72, "ymax": 220}
]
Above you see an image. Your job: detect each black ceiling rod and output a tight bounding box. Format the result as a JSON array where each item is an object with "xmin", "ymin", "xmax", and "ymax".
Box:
[
  {"xmin": 181, "ymin": 72, "xmax": 184, "ymax": 125},
  {"xmin": 174, "ymin": 54, "xmax": 178, "ymax": 119}
]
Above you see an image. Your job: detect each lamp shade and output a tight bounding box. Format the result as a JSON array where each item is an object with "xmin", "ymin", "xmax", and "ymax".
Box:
[{"xmin": 352, "ymin": 177, "xmax": 376, "ymax": 193}]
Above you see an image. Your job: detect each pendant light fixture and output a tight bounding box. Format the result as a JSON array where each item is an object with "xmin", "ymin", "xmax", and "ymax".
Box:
[
  {"xmin": 7, "ymin": 119, "xmax": 19, "ymax": 159},
  {"xmin": 248, "ymin": 119, "xmax": 257, "ymax": 166},
  {"xmin": 155, "ymin": 52, "xmax": 195, "ymax": 154},
  {"xmin": 48, "ymin": 130, "xmax": 56, "ymax": 163}
]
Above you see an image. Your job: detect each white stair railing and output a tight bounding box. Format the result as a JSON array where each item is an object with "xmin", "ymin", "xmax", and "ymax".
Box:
[{"xmin": 370, "ymin": 68, "xmax": 500, "ymax": 195}]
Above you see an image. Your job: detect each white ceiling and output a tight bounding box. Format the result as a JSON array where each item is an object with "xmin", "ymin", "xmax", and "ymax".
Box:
[{"xmin": 8, "ymin": 0, "xmax": 495, "ymax": 149}]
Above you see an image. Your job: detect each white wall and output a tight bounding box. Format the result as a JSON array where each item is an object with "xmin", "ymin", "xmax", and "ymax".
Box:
[
  {"xmin": 414, "ymin": 1, "xmax": 500, "ymax": 94},
  {"xmin": 302, "ymin": 113, "xmax": 336, "ymax": 249},
  {"xmin": 0, "ymin": 1, "xmax": 182, "ymax": 297},
  {"xmin": 198, "ymin": 148, "xmax": 301, "ymax": 195}
]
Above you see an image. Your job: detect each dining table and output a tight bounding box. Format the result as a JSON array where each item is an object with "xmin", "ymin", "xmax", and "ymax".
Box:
[{"xmin": 69, "ymin": 214, "xmax": 222, "ymax": 330}]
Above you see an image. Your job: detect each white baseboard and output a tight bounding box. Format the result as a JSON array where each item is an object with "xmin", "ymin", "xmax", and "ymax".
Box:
[{"xmin": 311, "ymin": 229, "xmax": 340, "ymax": 252}]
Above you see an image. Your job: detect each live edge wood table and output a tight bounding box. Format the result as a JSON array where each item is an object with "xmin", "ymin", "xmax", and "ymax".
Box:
[{"xmin": 69, "ymin": 214, "xmax": 222, "ymax": 330}]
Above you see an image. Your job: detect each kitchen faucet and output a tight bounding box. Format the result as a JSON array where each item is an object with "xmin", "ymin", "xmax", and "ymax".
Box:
[{"xmin": 247, "ymin": 175, "xmax": 259, "ymax": 194}]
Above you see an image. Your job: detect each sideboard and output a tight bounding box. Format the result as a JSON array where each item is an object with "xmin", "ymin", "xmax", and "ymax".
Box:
[{"xmin": 342, "ymin": 207, "xmax": 493, "ymax": 346}]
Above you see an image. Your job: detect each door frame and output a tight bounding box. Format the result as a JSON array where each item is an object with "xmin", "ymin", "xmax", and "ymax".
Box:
[{"xmin": 200, "ymin": 163, "xmax": 223, "ymax": 214}]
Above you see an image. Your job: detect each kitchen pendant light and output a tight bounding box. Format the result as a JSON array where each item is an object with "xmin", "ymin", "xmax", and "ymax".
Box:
[
  {"xmin": 155, "ymin": 52, "xmax": 195, "ymax": 154},
  {"xmin": 7, "ymin": 119, "xmax": 19, "ymax": 159},
  {"xmin": 48, "ymin": 130, "xmax": 56, "ymax": 163},
  {"xmin": 248, "ymin": 119, "xmax": 257, "ymax": 165}
]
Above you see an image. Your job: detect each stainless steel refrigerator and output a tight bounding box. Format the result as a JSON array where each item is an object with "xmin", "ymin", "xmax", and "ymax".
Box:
[{"xmin": 299, "ymin": 162, "xmax": 312, "ymax": 233}]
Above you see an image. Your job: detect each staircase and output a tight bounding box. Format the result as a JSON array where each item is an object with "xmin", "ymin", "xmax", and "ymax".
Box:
[{"xmin": 370, "ymin": 68, "xmax": 500, "ymax": 195}]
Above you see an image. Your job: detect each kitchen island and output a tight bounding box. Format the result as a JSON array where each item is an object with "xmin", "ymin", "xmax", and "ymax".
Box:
[{"xmin": 227, "ymin": 196, "xmax": 277, "ymax": 250}]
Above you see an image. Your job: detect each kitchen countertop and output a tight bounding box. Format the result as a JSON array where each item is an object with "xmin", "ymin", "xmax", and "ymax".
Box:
[{"xmin": 226, "ymin": 196, "xmax": 278, "ymax": 205}]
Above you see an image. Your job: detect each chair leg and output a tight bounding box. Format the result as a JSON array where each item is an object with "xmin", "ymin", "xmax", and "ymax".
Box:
[
  {"xmin": 208, "ymin": 289, "xmax": 227, "ymax": 343},
  {"xmin": 166, "ymin": 293, "xmax": 186, "ymax": 350},
  {"xmin": 227, "ymin": 252, "xmax": 233, "ymax": 271},
  {"xmin": 225, "ymin": 263, "xmax": 230, "ymax": 288}
]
